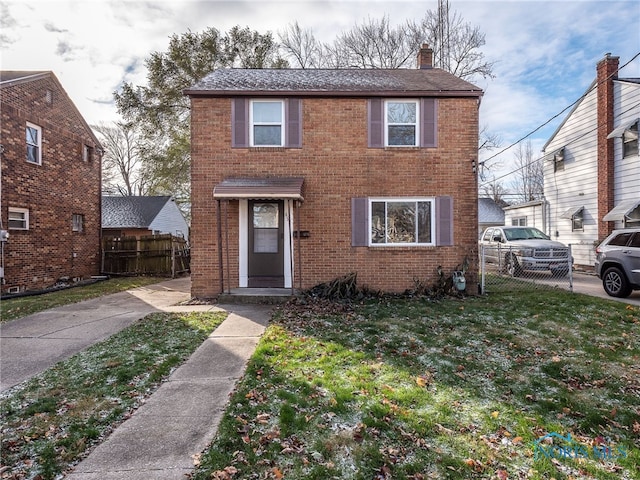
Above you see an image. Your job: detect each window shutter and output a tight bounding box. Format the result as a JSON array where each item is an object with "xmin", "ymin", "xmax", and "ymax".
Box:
[
  {"xmin": 435, "ymin": 195, "xmax": 453, "ymax": 246},
  {"xmin": 368, "ymin": 99, "xmax": 384, "ymax": 148},
  {"xmin": 285, "ymin": 98, "xmax": 302, "ymax": 148},
  {"xmin": 421, "ymin": 98, "xmax": 438, "ymax": 148},
  {"xmin": 351, "ymin": 197, "xmax": 369, "ymax": 246},
  {"xmin": 232, "ymin": 98, "xmax": 249, "ymax": 147}
]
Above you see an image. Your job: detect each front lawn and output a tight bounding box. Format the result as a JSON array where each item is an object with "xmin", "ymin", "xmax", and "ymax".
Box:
[
  {"xmin": 194, "ymin": 290, "xmax": 639, "ymax": 479},
  {"xmin": 0, "ymin": 311, "xmax": 227, "ymax": 479}
]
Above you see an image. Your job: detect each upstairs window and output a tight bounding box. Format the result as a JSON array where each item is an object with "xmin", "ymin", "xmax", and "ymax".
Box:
[
  {"xmin": 26, "ymin": 122, "xmax": 42, "ymax": 165},
  {"xmin": 72, "ymin": 214, "xmax": 84, "ymax": 232},
  {"xmin": 233, "ymin": 98, "xmax": 301, "ymax": 148},
  {"xmin": 385, "ymin": 100, "xmax": 419, "ymax": 146},
  {"xmin": 623, "ymin": 121, "xmax": 638, "ymax": 158},
  {"xmin": 250, "ymin": 100, "xmax": 284, "ymax": 147},
  {"xmin": 83, "ymin": 145, "xmax": 93, "ymax": 162},
  {"xmin": 9, "ymin": 207, "xmax": 29, "ymax": 230},
  {"xmin": 368, "ymin": 98, "xmax": 437, "ymax": 148}
]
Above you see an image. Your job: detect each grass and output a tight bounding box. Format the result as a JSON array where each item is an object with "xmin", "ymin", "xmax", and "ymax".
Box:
[
  {"xmin": 0, "ymin": 310, "xmax": 227, "ymax": 479},
  {"xmin": 1, "ymin": 276, "xmax": 166, "ymax": 322},
  {"xmin": 193, "ymin": 289, "xmax": 640, "ymax": 480}
]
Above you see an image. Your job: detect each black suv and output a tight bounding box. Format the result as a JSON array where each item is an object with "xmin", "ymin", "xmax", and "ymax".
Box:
[{"xmin": 595, "ymin": 228, "xmax": 640, "ymax": 298}]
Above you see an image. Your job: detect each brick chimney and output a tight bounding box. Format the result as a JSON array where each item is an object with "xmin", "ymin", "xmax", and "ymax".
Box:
[
  {"xmin": 417, "ymin": 44, "xmax": 433, "ymax": 69},
  {"xmin": 596, "ymin": 53, "xmax": 619, "ymax": 240}
]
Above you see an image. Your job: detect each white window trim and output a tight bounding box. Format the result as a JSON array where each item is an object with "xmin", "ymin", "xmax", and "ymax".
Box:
[
  {"xmin": 384, "ymin": 99, "xmax": 420, "ymax": 147},
  {"xmin": 368, "ymin": 197, "xmax": 435, "ymax": 246},
  {"xmin": 249, "ymin": 99, "xmax": 285, "ymax": 147},
  {"xmin": 9, "ymin": 207, "xmax": 29, "ymax": 230},
  {"xmin": 26, "ymin": 122, "xmax": 42, "ymax": 165}
]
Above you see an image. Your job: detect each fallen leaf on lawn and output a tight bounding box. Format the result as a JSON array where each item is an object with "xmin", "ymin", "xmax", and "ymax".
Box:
[
  {"xmin": 633, "ymin": 421, "xmax": 640, "ymax": 433},
  {"xmin": 272, "ymin": 467, "xmax": 283, "ymax": 479},
  {"xmin": 496, "ymin": 469, "xmax": 508, "ymax": 480},
  {"xmin": 416, "ymin": 376, "xmax": 427, "ymax": 387},
  {"xmin": 491, "ymin": 411, "xmax": 499, "ymax": 419},
  {"xmin": 513, "ymin": 436, "xmax": 523, "ymax": 444},
  {"xmin": 551, "ymin": 356, "xmax": 561, "ymax": 362}
]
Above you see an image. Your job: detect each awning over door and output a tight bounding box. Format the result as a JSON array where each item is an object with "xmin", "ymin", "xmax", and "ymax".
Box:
[
  {"xmin": 213, "ymin": 177, "xmax": 304, "ymax": 200},
  {"xmin": 602, "ymin": 199, "xmax": 640, "ymax": 221}
]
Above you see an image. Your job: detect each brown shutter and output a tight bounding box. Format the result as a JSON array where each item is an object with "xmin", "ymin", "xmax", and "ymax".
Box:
[
  {"xmin": 232, "ymin": 98, "xmax": 249, "ymax": 147},
  {"xmin": 435, "ymin": 195, "xmax": 453, "ymax": 246},
  {"xmin": 285, "ymin": 98, "xmax": 302, "ymax": 148},
  {"xmin": 368, "ymin": 99, "xmax": 384, "ymax": 148},
  {"xmin": 421, "ymin": 98, "xmax": 438, "ymax": 148},
  {"xmin": 351, "ymin": 197, "xmax": 369, "ymax": 246}
]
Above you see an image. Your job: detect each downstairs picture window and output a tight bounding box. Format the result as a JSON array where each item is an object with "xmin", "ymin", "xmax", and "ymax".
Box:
[{"xmin": 370, "ymin": 198, "xmax": 434, "ymax": 245}]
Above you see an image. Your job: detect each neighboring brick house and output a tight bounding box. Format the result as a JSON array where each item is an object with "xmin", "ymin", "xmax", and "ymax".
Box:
[
  {"xmin": 542, "ymin": 54, "xmax": 640, "ymax": 266},
  {"xmin": 185, "ymin": 46, "xmax": 482, "ymax": 298},
  {"xmin": 0, "ymin": 71, "xmax": 102, "ymax": 293},
  {"xmin": 102, "ymin": 195, "xmax": 189, "ymax": 240}
]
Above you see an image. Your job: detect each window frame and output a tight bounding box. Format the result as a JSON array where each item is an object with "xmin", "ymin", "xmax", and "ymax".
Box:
[
  {"xmin": 571, "ymin": 210, "xmax": 584, "ymax": 232},
  {"xmin": 368, "ymin": 197, "xmax": 435, "ymax": 246},
  {"xmin": 249, "ymin": 99, "xmax": 285, "ymax": 147},
  {"xmin": 72, "ymin": 214, "xmax": 84, "ymax": 232},
  {"xmin": 623, "ymin": 120, "xmax": 638, "ymax": 158},
  {"xmin": 26, "ymin": 122, "xmax": 42, "ymax": 165},
  {"xmin": 8, "ymin": 207, "xmax": 29, "ymax": 230},
  {"xmin": 511, "ymin": 217, "xmax": 527, "ymax": 226},
  {"xmin": 83, "ymin": 145, "xmax": 93, "ymax": 162},
  {"xmin": 384, "ymin": 99, "xmax": 420, "ymax": 147}
]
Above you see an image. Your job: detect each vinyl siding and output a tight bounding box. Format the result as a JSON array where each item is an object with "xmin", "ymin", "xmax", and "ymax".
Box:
[
  {"xmin": 148, "ymin": 200, "xmax": 189, "ymax": 238},
  {"xmin": 612, "ymin": 81, "xmax": 640, "ymax": 213},
  {"xmin": 543, "ymin": 88, "xmax": 599, "ymax": 265}
]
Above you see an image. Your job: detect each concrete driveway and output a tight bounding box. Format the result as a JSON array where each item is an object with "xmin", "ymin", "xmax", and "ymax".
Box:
[{"xmin": 571, "ymin": 271, "xmax": 640, "ymax": 306}]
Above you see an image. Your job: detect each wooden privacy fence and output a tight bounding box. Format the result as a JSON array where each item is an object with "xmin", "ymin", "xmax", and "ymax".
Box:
[{"xmin": 102, "ymin": 234, "xmax": 190, "ymax": 277}]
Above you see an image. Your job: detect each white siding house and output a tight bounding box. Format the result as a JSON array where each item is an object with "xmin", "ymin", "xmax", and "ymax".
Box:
[
  {"xmin": 503, "ymin": 200, "xmax": 546, "ymax": 231},
  {"xmin": 542, "ymin": 54, "xmax": 640, "ymax": 267}
]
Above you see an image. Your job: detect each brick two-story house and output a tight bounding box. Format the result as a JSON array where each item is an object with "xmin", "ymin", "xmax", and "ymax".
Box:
[
  {"xmin": 0, "ymin": 71, "xmax": 102, "ymax": 293},
  {"xmin": 186, "ymin": 46, "xmax": 482, "ymax": 298}
]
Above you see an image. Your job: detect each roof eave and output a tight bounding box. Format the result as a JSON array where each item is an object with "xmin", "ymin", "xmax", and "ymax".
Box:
[{"xmin": 184, "ymin": 89, "xmax": 483, "ymax": 98}]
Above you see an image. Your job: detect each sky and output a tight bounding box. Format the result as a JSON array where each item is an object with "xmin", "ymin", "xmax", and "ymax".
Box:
[{"xmin": 1, "ymin": 0, "xmax": 639, "ymax": 190}]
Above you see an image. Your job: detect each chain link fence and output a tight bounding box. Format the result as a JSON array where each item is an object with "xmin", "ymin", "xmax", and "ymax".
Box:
[{"xmin": 479, "ymin": 244, "xmax": 573, "ymax": 294}]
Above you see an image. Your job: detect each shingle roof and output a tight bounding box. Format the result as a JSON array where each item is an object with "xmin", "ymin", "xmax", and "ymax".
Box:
[
  {"xmin": 102, "ymin": 196, "xmax": 171, "ymax": 228},
  {"xmin": 478, "ymin": 198, "xmax": 506, "ymax": 224},
  {"xmin": 185, "ymin": 68, "xmax": 482, "ymax": 98}
]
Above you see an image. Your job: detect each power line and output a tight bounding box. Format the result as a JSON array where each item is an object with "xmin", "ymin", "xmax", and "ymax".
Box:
[
  {"xmin": 479, "ymin": 51, "xmax": 640, "ymax": 170},
  {"xmin": 479, "ymin": 99, "xmax": 640, "ymax": 188},
  {"xmin": 479, "ymin": 52, "xmax": 640, "ymax": 188}
]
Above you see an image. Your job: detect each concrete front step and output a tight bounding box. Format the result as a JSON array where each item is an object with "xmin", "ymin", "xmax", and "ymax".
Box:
[{"xmin": 217, "ymin": 288, "xmax": 295, "ymax": 304}]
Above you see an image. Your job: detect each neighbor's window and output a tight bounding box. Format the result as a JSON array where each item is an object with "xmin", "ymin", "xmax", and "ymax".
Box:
[
  {"xmin": 83, "ymin": 145, "xmax": 93, "ymax": 162},
  {"xmin": 385, "ymin": 100, "xmax": 419, "ymax": 146},
  {"xmin": 26, "ymin": 122, "xmax": 42, "ymax": 164},
  {"xmin": 9, "ymin": 207, "xmax": 29, "ymax": 230},
  {"xmin": 623, "ymin": 121, "xmax": 638, "ymax": 158},
  {"xmin": 511, "ymin": 217, "xmax": 527, "ymax": 226},
  {"xmin": 571, "ymin": 210, "xmax": 583, "ymax": 231},
  {"xmin": 72, "ymin": 214, "xmax": 84, "ymax": 232},
  {"xmin": 250, "ymin": 100, "xmax": 284, "ymax": 146},
  {"xmin": 370, "ymin": 198, "xmax": 434, "ymax": 245}
]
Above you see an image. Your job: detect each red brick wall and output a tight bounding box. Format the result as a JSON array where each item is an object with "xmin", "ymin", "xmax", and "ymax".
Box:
[
  {"xmin": 191, "ymin": 95, "xmax": 479, "ymax": 298},
  {"xmin": 1, "ymin": 74, "xmax": 102, "ymax": 292},
  {"xmin": 596, "ymin": 55, "xmax": 618, "ymax": 241}
]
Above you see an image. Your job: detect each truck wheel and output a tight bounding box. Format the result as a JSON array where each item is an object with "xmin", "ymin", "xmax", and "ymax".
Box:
[
  {"xmin": 602, "ymin": 267, "xmax": 632, "ymax": 298},
  {"xmin": 504, "ymin": 254, "xmax": 522, "ymax": 277}
]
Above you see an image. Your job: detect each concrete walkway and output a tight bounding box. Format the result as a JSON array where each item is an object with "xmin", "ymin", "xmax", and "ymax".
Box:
[{"xmin": 0, "ymin": 277, "xmax": 272, "ymax": 479}]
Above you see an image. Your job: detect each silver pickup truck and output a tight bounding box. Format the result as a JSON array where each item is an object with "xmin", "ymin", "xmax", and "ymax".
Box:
[{"xmin": 479, "ymin": 226, "xmax": 572, "ymax": 277}]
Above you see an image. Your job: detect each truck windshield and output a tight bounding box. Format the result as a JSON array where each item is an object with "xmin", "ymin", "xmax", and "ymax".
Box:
[{"xmin": 504, "ymin": 228, "xmax": 550, "ymax": 241}]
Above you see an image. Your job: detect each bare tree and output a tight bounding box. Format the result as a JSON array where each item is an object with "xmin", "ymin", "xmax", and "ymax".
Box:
[
  {"xmin": 94, "ymin": 122, "xmax": 149, "ymax": 196},
  {"xmin": 480, "ymin": 177, "xmax": 509, "ymax": 206},
  {"xmin": 279, "ymin": 21, "xmax": 324, "ymax": 68},
  {"xmin": 410, "ymin": 0, "xmax": 494, "ymax": 80},
  {"xmin": 509, "ymin": 140, "xmax": 544, "ymax": 203}
]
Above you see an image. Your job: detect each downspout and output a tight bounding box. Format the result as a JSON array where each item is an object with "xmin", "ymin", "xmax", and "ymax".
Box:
[
  {"xmin": 224, "ymin": 200, "xmax": 230, "ymax": 294},
  {"xmin": 217, "ymin": 199, "xmax": 224, "ymax": 294},
  {"xmin": 297, "ymin": 200, "xmax": 302, "ymax": 291},
  {"xmin": 288, "ymin": 200, "xmax": 294, "ymax": 295}
]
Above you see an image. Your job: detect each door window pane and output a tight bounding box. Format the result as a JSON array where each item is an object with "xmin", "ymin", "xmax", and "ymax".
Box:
[{"xmin": 253, "ymin": 203, "xmax": 278, "ymax": 228}]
